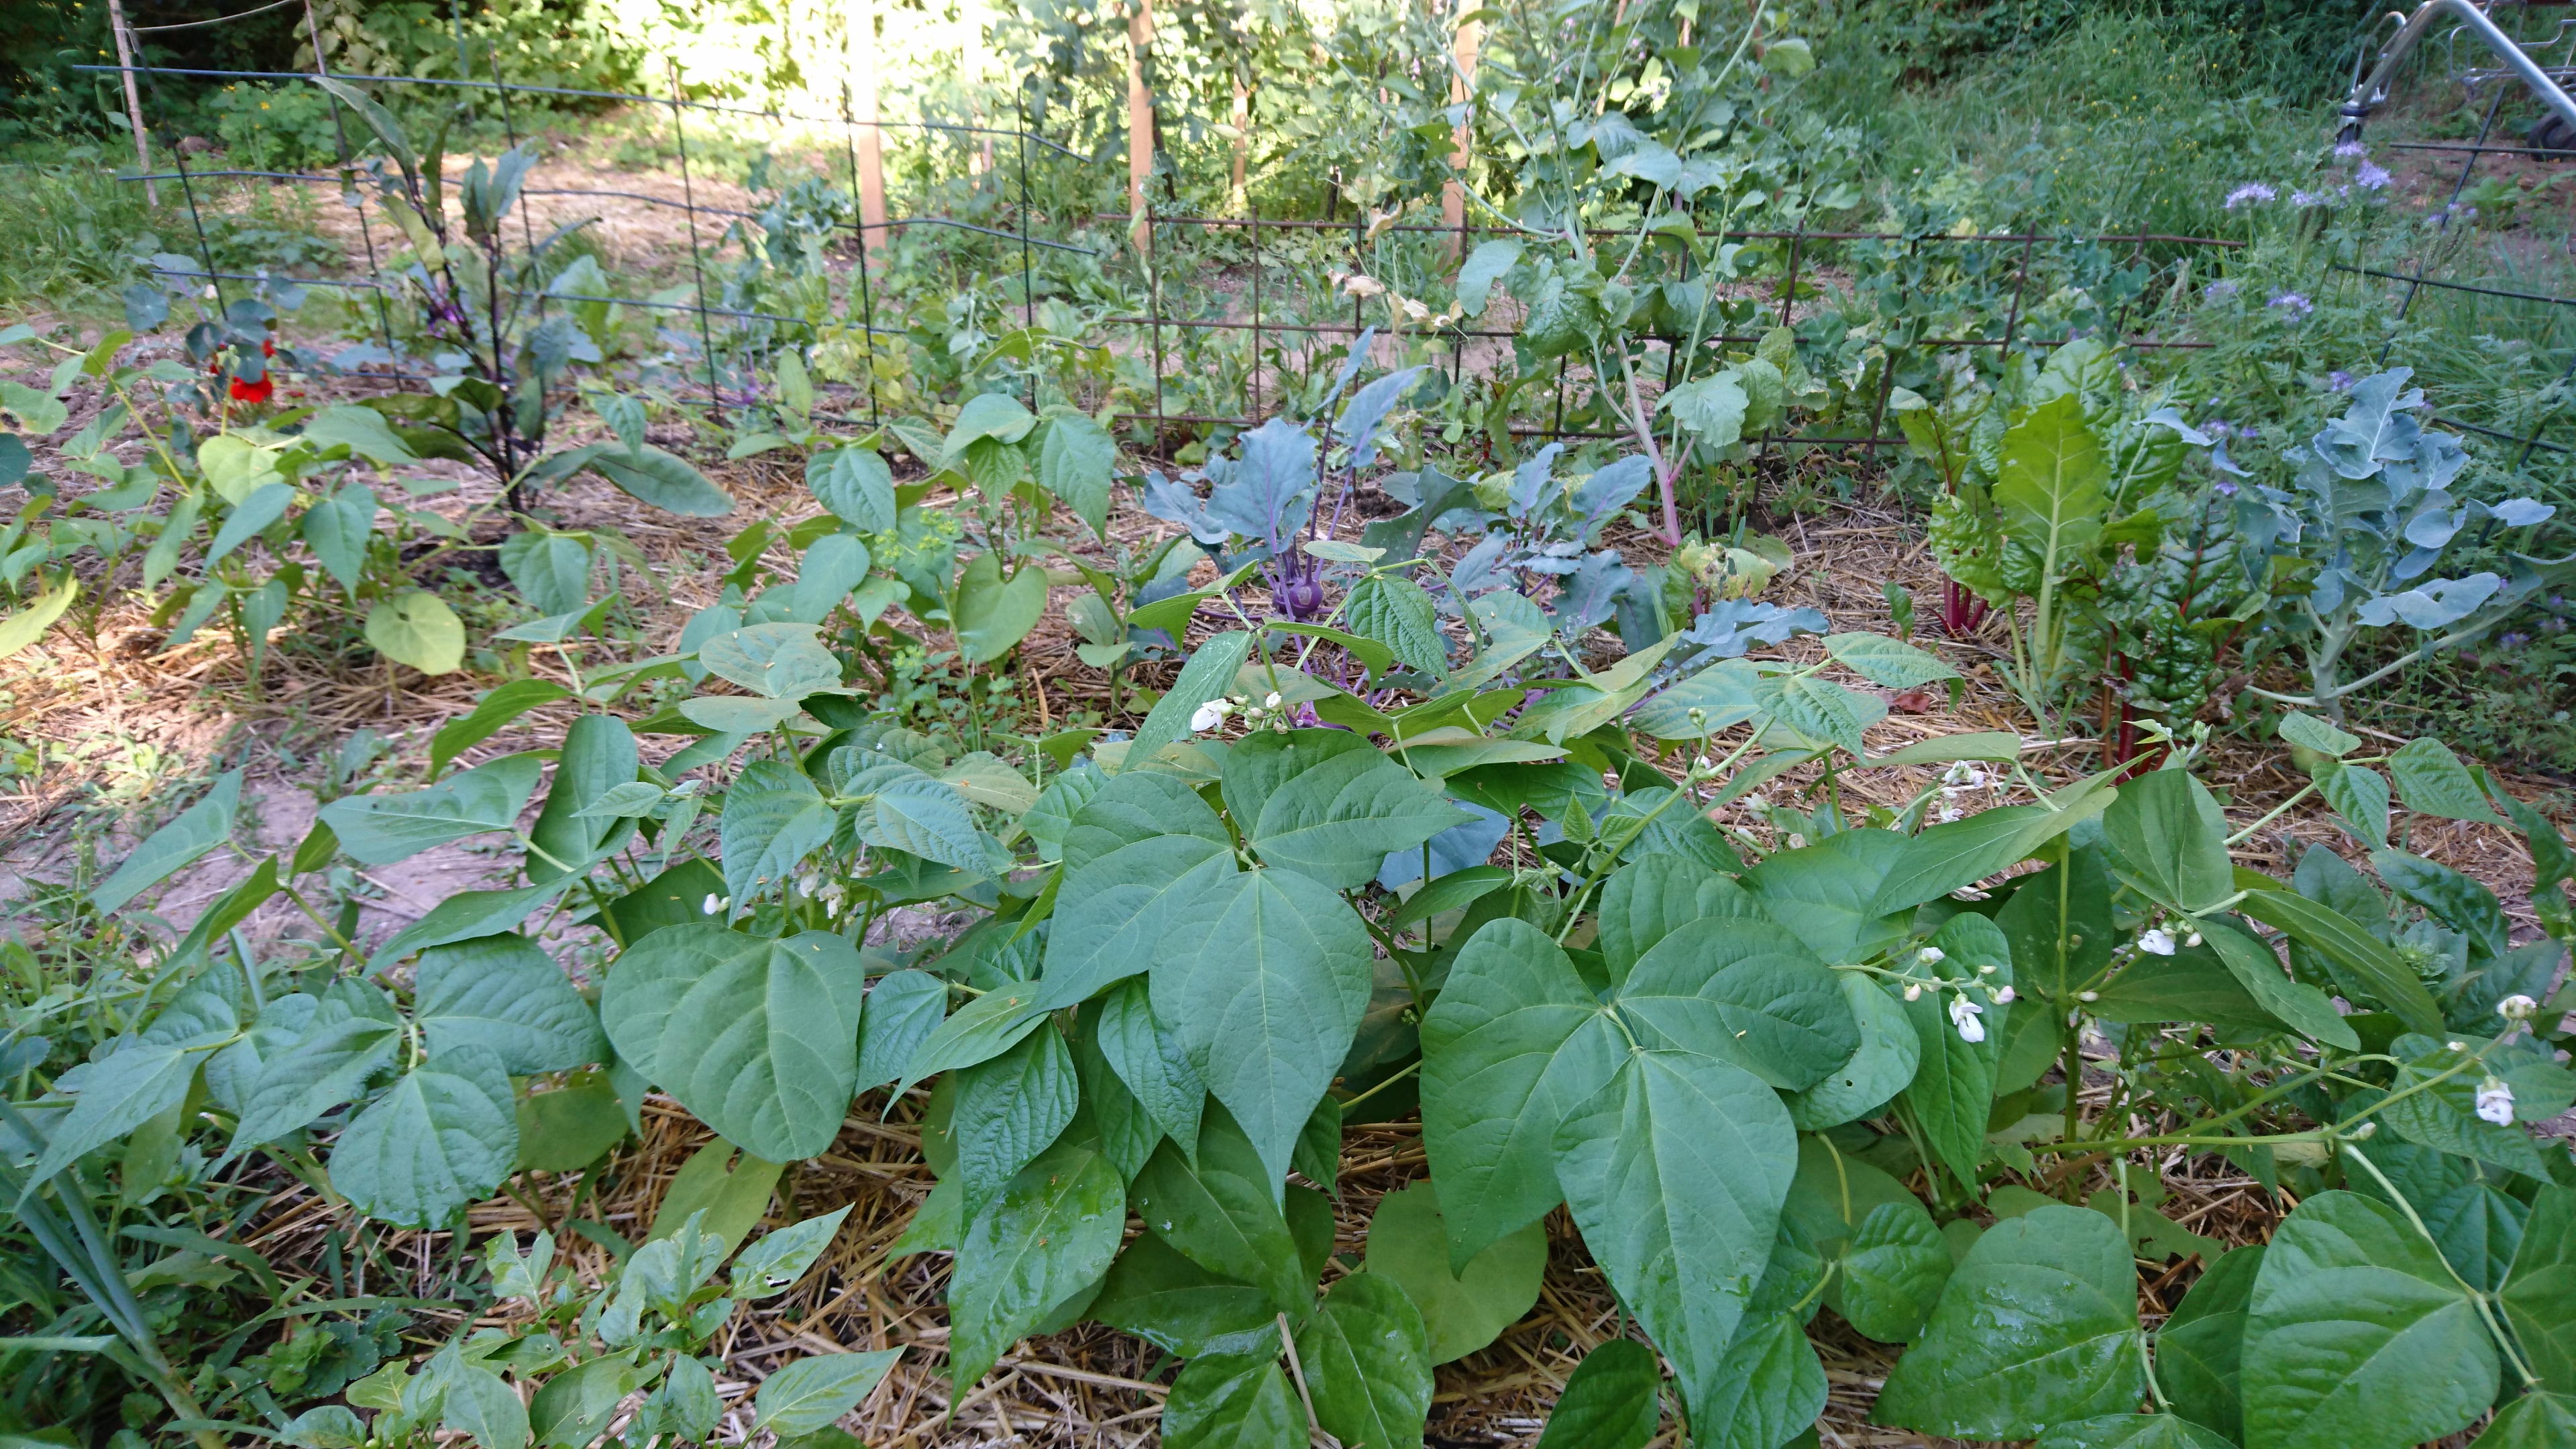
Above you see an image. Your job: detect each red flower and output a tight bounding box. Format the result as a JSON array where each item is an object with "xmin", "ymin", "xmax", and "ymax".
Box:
[{"xmin": 229, "ymin": 373, "xmax": 274, "ymax": 404}]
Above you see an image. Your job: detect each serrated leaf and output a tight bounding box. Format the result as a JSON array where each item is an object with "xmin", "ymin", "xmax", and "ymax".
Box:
[
  {"xmin": 2240, "ymin": 1189, "xmax": 2498, "ymax": 1449},
  {"xmin": 1151, "ymin": 866, "xmax": 1373, "ymax": 1192},
  {"xmin": 598, "ymin": 926, "xmax": 863, "ymax": 1162},
  {"xmin": 755, "ymin": 1348, "xmax": 904, "ymax": 1435},
  {"xmin": 1872, "ymin": 1205, "xmax": 2143, "ymax": 1438},
  {"xmin": 333, "ymin": 1043, "xmax": 519, "ymax": 1228},
  {"xmin": 1292, "ymin": 1271, "xmax": 1434, "ymax": 1449},
  {"xmin": 1362, "ymin": 1181, "xmax": 1546, "ymax": 1364},
  {"xmin": 947, "ymin": 1141, "xmax": 1124, "ymax": 1391},
  {"xmin": 91, "ymin": 770, "xmax": 241, "ymax": 914},
  {"xmin": 319, "ymin": 755, "xmax": 542, "ymax": 865},
  {"xmin": 415, "ymin": 934, "xmax": 606, "ymax": 1074},
  {"xmin": 365, "ymin": 590, "xmax": 466, "ymax": 674},
  {"xmin": 1552, "ymin": 1049, "xmax": 1796, "ymax": 1421}
]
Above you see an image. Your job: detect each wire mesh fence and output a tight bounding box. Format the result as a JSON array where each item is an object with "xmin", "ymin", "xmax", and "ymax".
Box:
[{"xmin": 70, "ymin": 5, "xmax": 2576, "ymax": 480}]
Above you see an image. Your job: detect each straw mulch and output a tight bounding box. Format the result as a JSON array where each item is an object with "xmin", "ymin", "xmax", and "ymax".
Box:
[{"xmin": 6, "ymin": 382, "xmax": 2572, "ymax": 1446}]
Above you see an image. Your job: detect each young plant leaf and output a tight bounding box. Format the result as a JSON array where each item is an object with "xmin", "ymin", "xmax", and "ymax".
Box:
[
  {"xmin": 1533, "ymin": 1338, "xmax": 1663, "ymax": 1449},
  {"xmin": 1362, "ymin": 1182, "xmax": 1547, "ymax": 1364},
  {"xmin": 1552, "ymin": 1049, "xmax": 1796, "ymax": 1421},
  {"xmin": 429, "ymin": 680, "xmax": 570, "ymax": 779},
  {"xmin": 1872, "ymin": 1205, "xmax": 2143, "ymax": 1439},
  {"xmin": 1291, "ymin": 1271, "xmax": 1434, "ymax": 1449},
  {"xmin": 332, "ymin": 1043, "xmax": 519, "ymax": 1228},
  {"xmin": 755, "ymin": 1348, "xmax": 904, "ymax": 1435},
  {"xmin": 598, "ymin": 927, "xmax": 865, "ymax": 1162},
  {"xmin": 947, "ymin": 1142, "xmax": 1124, "ymax": 1391},
  {"xmin": 319, "ymin": 755, "xmax": 543, "ymax": 865},
  {"xmin": 952, "ymin": 1024, "xmax": 1080, "ymax": 1220},
  {"xmin": 364, "ymin": 590, "xmax": 466, "ymax": 675},
  {"xmin": 2240, "ymin": 1188, "xmax": 2498, "ymax": 1449},
  {"xmin": 1419, "ymin": 918, "xmax": 1625, "ymax": 1271},
  {"xmin": 1151, "ymin": 865, "xmax": 1373, "ymax": 1193},
  {"xmin": 1160, "ymin": 1350, "xmax": 1303, "ymax": 1449}
]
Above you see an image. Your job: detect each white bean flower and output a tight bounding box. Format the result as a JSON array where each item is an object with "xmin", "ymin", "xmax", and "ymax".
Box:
[
  {"xmin": 1949, "ymin": 995, "xmax": 1987, "ymax": 1043},
  {"xmin": 2498, "ymin": 994, "xmax": 2539, "ymax": 1022},
  {"xmin": 2476, "ymin": 1075, "xmax": 2516, "ymax": 1126},
  {"xmin": 1189, "ymin": 699, "xmax": 1230, "ymax": 733},
  {"xmin": 1993, "ymin": 985, "xmax": 2016, "ymax": 1004},
  {"xmin": 2137, "ymin": 928, "xmax": 2177, "ymax": 956},
  {"xmin": 1917, "ymin": 946, "xmax": 1947, "ymax": 966},
  {"xmin": 1265, "ymin": 691, "xmax": 1283, "ymax": 710},
  {"xmin": 702, "ymin": 894, "xmax": 727, "ymax": 916}
]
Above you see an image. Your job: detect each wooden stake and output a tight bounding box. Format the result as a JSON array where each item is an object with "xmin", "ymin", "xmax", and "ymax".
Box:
[
  {"xmin": 1127, "ymin": 0, "xmax": 1154, "ymax": 253},
  {"xmin": 1442, "ymin": 5, "xmax": 1479, "ymax": 255},
  {"xmin": 104, "ymin": 0, "xmax": 156, "ymax": 204},
  {"xmin": 1229, "ymin": 63, "xmax": 1250, "ymax": 215},
  {"xmin": 851, "ymin": 0, "xmax": 889, "ymax": 264}
]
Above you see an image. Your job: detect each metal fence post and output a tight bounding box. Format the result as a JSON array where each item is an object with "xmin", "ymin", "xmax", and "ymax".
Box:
[{"xmin": 667, "ymin": 57, "xmax": 724, "ymax": 425}]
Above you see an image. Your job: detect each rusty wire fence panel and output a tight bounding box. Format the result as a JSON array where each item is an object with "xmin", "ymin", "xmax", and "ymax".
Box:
[{"xmin": 75, "ymin": 21, "xmax": 2574, "ymax": 479}]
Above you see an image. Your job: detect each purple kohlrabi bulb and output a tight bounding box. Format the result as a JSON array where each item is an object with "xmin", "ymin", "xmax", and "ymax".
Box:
[{"xmin": 1279, "ymin": 576, "xmax": 1328, "ymax": 618}]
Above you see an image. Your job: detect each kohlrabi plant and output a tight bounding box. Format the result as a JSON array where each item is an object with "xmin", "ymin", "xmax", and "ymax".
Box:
[{"xmin": 2233, "ymin": 366, "xmax": 2569, "ymax": 720}]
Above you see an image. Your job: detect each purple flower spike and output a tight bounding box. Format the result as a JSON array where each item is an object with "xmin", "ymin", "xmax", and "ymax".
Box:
[
  {"xmin": 2224, "ymin": 182, "xmax": 2277, "ymax": 209},
  {"xmin": 2356, "ymin": 161, "xmax": 2392, "ymax": 190},
  {"xmin": 2334, "ymin": 139, "xmax": 2368, "ymax": 159},
  {"xmin": 2328, "ymin": 370, "xmax": 2355, "ymax": 391},
  {"xmin": 2268, "ymin": 292, "xmax": 2314, "ymax": 318}
]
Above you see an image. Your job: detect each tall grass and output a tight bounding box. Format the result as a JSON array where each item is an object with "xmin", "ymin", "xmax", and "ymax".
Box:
[
  {"xmin": 1817, "ymin": 12, "xmax": 2324, "ymax": 239},
  {"xmin": 0, "ymin": 144, "xmax": 164, "ymax": 313}
]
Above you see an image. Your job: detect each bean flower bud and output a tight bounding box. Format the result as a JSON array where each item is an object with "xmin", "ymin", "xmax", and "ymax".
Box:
[
  {"xmin": 2476, "ymin": 1076, "xmax": 2516, "ymax": 1126},
  {"xmin": 2498, "ymin": 994, "xmax": 2539, "ymax": 1022}
]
